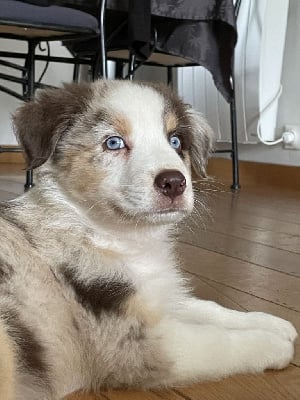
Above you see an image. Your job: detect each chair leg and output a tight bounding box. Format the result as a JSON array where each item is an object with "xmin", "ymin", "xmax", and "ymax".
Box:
[
  {"xmin": 167, "ymin": 66, "xmax": 173, "ymax": 86},
  {"xmin": 25, "ymin": 170, "xmax": 34, "ymax": 191},
  {"xmin": 99, "ymin": 0, "xmax": 108, "ymax": 79},
  {"xmin": 24, "ymin": 40, "xmax": 37, "ymax": 191},
  {"xmin": 128, "ymin": 52, "xmax": 136, "ymax": 80},
  {"xmin": 115, "ymin": 61, "xmax": 124, "ymax": 79},
  {"xmin": 73, "ymin": 63, "xmax": 80, "ymax": 82},
  {"xmin": 228, "ymin": 0, "xmax": 242, "ymax": 190},
  {"xmin": 229, "ymin": 84, "xmax": 240, "ymax": 190}
]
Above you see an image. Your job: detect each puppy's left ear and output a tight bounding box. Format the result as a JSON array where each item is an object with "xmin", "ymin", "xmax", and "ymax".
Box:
[
  {"xmin": 186, "ymin": 108, "xmax": 214, "ymax": 177},
  {"xmin": 13, "ymin": 83, "xmax": 93, "ymax": 169}
]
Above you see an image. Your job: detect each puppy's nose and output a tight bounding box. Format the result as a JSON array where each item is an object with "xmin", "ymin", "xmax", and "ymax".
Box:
[{"xmin": 154, "ymin": 170, "xmax": 186, "ymax": 200}]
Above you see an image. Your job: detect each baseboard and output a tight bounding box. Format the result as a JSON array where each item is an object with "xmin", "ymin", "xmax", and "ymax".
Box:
[
  {"xmin": 207, "ymin": 157, "xmax": 300, "ymax": 191},
  {"xmin": 0, "ymin": 147, "xmax": 25, "ymax": 164}
]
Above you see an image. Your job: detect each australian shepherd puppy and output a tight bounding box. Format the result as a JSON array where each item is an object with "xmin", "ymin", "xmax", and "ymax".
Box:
[{"xmin": 0, "ymin": 80, "xmax": 297, "ymax": 400}]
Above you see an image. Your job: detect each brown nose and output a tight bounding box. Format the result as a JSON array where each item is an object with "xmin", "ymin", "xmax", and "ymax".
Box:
[{"xmin": 154, "ymin": 170, "xmax": 186, "ymax": 200}]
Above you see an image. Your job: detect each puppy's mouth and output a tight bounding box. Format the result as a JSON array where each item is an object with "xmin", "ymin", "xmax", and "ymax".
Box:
[
  {"xmin": 111, "ymin": 203, "xmax": 190, "ymax": 224},
  {"xmin": 145, "ymin": 208, "xmax": 189, "ymax": 216},
  {"xmin": 140, "ymin": 208, "xmax": 189, "ymax": 223}
]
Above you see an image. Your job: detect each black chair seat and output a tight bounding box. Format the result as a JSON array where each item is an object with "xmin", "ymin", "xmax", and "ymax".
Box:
[{"xmin": 0, "ymin": 0, "xmax": 99, "ymax": 38}]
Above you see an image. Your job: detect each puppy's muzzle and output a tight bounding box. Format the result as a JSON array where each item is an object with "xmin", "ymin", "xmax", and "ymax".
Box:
[{"xmin": 154, "ymin": 170, "xmax": 186, "ymax": 201}]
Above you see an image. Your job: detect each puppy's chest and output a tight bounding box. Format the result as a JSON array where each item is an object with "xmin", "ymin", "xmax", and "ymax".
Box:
[{"xmin": 60, "ymin": 244, "xmax": 180, "ymax": 321}]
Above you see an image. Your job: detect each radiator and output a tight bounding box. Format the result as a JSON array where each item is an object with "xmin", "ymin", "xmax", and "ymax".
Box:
[{"xmin": 177, "ymin": 0, "xmax": 289, "ymax": 144}]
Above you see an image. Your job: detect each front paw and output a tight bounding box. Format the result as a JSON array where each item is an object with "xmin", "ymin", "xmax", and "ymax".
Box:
[
  {"xmin": 233, "ymin": 330, "xmax": 295, "ymax": 373},
  {"xmin": 256, "ymin": 331, "xmax": 295, "ymax": 371},
  {"xmin": 247, "ymin": 312, "xmax": 298, "ymax": 342}
]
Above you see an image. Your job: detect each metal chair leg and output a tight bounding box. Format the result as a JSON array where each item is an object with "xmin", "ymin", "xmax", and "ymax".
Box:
[
  {"xmin": 229, "ymin": 80, "xmax": 240, "ymax": 191},
  {"xmin": 73, "ymin": 63, "xmax": 80, "ymax": 82},
  {"xmin": 24, "ymin": 39, "xmax": 37, "ymax": 191},
  {"xmin": 99, "ymin": 0, "xmax": 108, "ymax": 79},
  {"xmin": 115, "ymin": 61, "xmax": 124, "ymax": 79},
  {"xmin": 128, "ymin": 52, "xmax": 136, "ymax": 80},
  {"xmin": 229, "ymin": 0, "xmax": 241, "ymax": 190},
  {"xmin": 25, "ymin": 169, "xmax": 34, "ymax": 191},
  {"xmin": 167, "ymin": 66, "xmax": 173, "ymax": 86}
]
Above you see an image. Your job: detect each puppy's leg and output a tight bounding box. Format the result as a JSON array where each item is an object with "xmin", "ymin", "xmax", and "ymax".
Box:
[
  {"xmin": 154, "ymin": 318, "xmax": 294, "ymax": 385},
  {"xmin": 0, "ymin": 321, "xmax": 15, "ymax": 400},
  {"xmin": 174, "ymin": 298, "xmax": 298, "ymax": 342}
]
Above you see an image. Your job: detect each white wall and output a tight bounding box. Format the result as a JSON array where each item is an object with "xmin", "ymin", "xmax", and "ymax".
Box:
[{"xmin": 236, "ymin": 0, "xmax": 300, "ymax": 166}]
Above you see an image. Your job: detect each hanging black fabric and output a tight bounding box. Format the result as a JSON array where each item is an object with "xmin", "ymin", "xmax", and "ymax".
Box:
[
  {"xmin": 128, "ymin": 0, "xmax": 151, "ymax": 60},
  {"xmin": 19, "ymin": 0, "xmax": 237, "ymax": 102},
  {"xmin": 17, "ymin": 0, "xmax": 97, "ymax": 6}
]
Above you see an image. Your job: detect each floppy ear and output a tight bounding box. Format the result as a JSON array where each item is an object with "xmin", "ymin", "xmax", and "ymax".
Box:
[
  {"xmin": 186, "ymin": 108, "xmax": 214, "ymax": 177},
  {"xmin": 13, "ymin": 83, "xmax": 93, "ymax": 169}
]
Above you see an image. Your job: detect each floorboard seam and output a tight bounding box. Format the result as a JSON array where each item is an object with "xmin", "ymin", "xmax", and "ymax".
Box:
[
  {"xmin": 179, "ymin": 240, "xmax": 300, "ymax": 279},
  {"xmin": 183, "ymin": 269, "xmax": 300, "ymax": 313}
]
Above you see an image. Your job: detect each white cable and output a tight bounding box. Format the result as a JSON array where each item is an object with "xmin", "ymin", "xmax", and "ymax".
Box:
[{"xmin": 256, "ymin": 84, "xmax": 283, "ymax": 145}]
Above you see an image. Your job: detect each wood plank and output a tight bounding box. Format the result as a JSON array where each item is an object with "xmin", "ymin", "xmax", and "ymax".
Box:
[
  {"xmin": 64, "ymin": 392, "xmax": 108, "ymax": 400},
  {"xmin": 178, "ymin": 242, "xmax": 300, "ymax": 312},
  {"xmin": 187, "ymin": 274, "xmax": 300, "ymax": 366},
  {"xmin": 175, "ymin": 366, "xmax": 300, "ymax": 400},
  {"xmin": 151, "ymin": 390, "xmax": 187, "ymax": 399},
  {"xmin": 193, "ymin": 180, "xmax": 300, "ymax": 224},
  {"xmin": 188, "ymin": 185, "xmax": 300, "ymax": 254},
  {"xmin": 64, "ymin": 386, "xmax": 187, "ymax": 399},
  {"xmin": 102, "ymin": 389, "xmax": 184, "ymax": 400},
  {"xmin": 0, "ymin": 179, "xmax": 24, "ymax": 196},
  {"xmin": 207, "ymin": 216, "xmax": 300, "ymax": 255},
  {"xmin": 0, "ymin": 149, "xmax": 25, "ymax": 164},
  {"xmin": 207, "ymin": 157, "xmax": 300, "ymax": 192},
  {"xmin": 185, "ymin": 273, "xmax": 246, "ymax": 311},
  {"xmin": 0, "ymin": 189, "xmax": 21, "ymax": 201},
  {"xmin": 180, "ymin": 229, "xmax": 300, "ymax": 278}
]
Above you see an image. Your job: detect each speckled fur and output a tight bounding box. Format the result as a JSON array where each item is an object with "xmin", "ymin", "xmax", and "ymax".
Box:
[{"xmin": 0, "ymin": 81, "xmax": 296, "ymax": 400}]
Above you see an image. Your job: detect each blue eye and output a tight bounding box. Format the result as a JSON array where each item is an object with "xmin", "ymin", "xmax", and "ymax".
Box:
[
  {"xmin": 169, "ymin": 135, "xmax": 182, "ymax": 150},
  {"xmin": 105, "ymin": 136, "xmax": 126, "ymax": 150}
]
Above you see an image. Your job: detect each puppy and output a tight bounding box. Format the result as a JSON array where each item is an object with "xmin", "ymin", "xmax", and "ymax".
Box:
[{"xmin": 0, "ymin": 80, "xmax": 297, "ymax": 400}]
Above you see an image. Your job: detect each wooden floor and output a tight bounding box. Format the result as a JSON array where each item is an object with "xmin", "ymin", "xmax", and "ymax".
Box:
[{"xmin": 0, "ymin": 164, "xmax": 299, "ymax": 400}]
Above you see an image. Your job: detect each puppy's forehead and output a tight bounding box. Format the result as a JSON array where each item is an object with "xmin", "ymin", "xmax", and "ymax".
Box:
[{"xmin": 104, "ymin": 82, "xmax": 165, "ymax": 123}]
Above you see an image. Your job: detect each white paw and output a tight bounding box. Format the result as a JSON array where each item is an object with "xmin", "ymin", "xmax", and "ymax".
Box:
[
  {"xmin": 237, "ymin": 330, "xmax": 295, "ymax": 373},
  {"xmin": 246, "ymin": 312, "xmax": 298, "ymax": 342},
  {"xmin": 260, "ymin": 332, "xmax": 295, "ymax": 371}
]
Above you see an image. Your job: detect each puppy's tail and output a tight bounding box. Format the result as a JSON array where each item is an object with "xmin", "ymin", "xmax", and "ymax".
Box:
[{"xmin": 0, "ymin": 320, "xmax": 15, "ymax": 400}]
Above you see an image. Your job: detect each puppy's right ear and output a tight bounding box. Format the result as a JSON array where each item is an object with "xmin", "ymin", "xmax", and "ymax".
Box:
[{"xmin": 13, "ymin": 83, "xmax": 93, "ymax": 169}]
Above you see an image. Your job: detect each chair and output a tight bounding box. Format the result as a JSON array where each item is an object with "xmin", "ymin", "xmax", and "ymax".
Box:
[
  {"xmin": 0, "ymin": 0, "xmax": 105, "ymax": 189},
  {"xmin": 65, "ymin": 0, "xmax": 241, "ymax": 189}
]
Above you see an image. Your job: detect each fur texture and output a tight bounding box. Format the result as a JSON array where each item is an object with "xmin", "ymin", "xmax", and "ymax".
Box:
[{"xmin": 0, "ymin": 80, "xmax": 297, "ymax": 400}]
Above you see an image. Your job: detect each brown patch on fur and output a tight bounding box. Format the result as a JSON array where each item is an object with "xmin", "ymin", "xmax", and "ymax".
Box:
[
  {"xmin": 2, "ymin": 309, "xmax": 50, "ymax": 382},
  {"xmin": 0, "ymin": 259, "xmax": 14, "ymax": 282},
  {"xmin": 124, "ymin": 294, "xmax": 161, "ymax": 327},
  {"xmin": 13, "ymin": 82, "xmax": 94, "ymax": 169},
  {"xmin": 61, "ymin": 266, "xmax": 135, "ymax": 316},
  {"xmin": 113, "ymin": 114, "xmax": 132, "ymax": 138},
  {"xmin": 0, "ymin": 321, "xmax": 15, "ymax": 400},
  {"xmin": 165, "ymin": 112, "xmax": 178, "ymax": 134}
]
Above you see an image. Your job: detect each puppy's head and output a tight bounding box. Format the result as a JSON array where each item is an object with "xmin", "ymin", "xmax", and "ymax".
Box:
[{"xmin": 13, "ymin": 80, "xmax": 213, "ymax": 225}]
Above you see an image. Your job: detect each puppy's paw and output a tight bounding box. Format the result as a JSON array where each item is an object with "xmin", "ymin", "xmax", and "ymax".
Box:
[
  {"xmin": 247, "ymin": 312, "xmax": 298, "ymax": 342},
  {"xmin": 262, "ymin": 332, "xmax": 295, "ymax": 370},
  {"xmin": 242, "ymin": 330, "xmax": 295, "ymax": 372}
]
